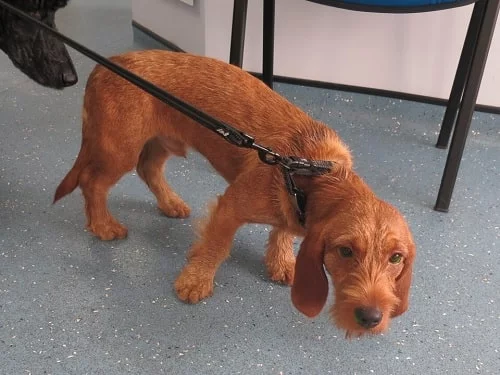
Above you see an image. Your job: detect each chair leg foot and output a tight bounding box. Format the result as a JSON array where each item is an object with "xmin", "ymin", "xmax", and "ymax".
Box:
[{"xmin": 435, "ymin": 144, "xmax": 448, "ymax": 150}]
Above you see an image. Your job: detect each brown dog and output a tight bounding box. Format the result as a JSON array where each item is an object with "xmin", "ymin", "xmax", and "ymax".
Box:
[{"xmin": 54, "ymin": 50, "xmax": 415, "ymax": 336}]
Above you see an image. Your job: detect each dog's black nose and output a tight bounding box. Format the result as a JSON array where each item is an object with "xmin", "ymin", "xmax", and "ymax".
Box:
[
  {"xmin": 354, "ymin": 307, "xmax": 383, "ymax": 329},
  {"xmin": 62, "ymin": 70, "xmax": 78, "ymax": 86}
]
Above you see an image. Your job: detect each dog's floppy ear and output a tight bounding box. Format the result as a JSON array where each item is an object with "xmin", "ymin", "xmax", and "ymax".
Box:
[
  {"xmin": 291, "ymin": 228, "xmax": 328, "ymax": 318},
  {"xmin": 392, "ymin": 242, "xmax": 416, "ymax": 317}
]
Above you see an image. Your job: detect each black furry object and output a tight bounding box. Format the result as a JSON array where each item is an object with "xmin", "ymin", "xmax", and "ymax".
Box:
[
  {"xmin": 0, "ymin": 0, "xmax": 77, "ymax": 89},
  {"xmin": 4, "ymin": 0, "xmax": 69, "ymax": 12}
]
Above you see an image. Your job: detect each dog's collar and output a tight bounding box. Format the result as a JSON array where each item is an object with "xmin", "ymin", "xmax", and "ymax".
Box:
[
  {"xmin": 280, "ymin": 157, "xmax": 335, "ymax": 226},
  {"xmin": 282, "ymin": 169, "xmax": 308, "ymax": 225}
]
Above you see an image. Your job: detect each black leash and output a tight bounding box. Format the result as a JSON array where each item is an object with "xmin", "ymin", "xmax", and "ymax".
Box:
[{"xmin": 0, "ymin": 0, "xmax": 334, "ymax": 225}]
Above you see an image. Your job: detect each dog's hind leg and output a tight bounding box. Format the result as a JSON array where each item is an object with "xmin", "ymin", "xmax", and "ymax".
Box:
[
  {"xmin": 137, "ymin": 137, "xmax": 190, "ymax": 218},
  {"xmin": 79, "ymin": 161, "xmax": 130, "ymax": 241},
  {"xmin": 265, "ymin": 228, "xmax": 296, "ymax": 285}
]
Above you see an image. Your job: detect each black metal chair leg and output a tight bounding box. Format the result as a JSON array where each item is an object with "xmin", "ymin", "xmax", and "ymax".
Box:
[
  {"xmin": 230, "ymin": 0, "xmax": 249, "ymax": 67},
  {"xmin": 262, "ymin": 0, "xmax": 275, "ymax": 88},
  {"xmin": 434, "ymin": 0, "xmax": 500, "ymax": 212},
  {"xmin": 436, "ymin": 0, "xmax": 487, "ymax": 149}
]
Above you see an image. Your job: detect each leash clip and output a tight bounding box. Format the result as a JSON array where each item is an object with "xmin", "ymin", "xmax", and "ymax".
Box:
[{"xmin": 280, "ymin": 156, "xmax": 334, "ymax": 176}]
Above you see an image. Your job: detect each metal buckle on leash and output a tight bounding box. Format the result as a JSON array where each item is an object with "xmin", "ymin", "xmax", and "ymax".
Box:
[
  {"xmin": 254, "ymin": 146, "xmax": 282, "ymax": 166},
  {"xmin": 281, "ymin": 156, "xmax": 334, "ymax": 176}
]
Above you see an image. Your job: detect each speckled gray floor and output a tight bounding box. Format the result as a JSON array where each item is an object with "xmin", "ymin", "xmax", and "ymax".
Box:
[{"xmin": 1, "ymin": 1, "xmax": 499, "ymax": 374}]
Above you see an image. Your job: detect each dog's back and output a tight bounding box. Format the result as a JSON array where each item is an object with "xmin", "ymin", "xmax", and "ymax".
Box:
[
  {"xmin": 84, "ymin": 49, "xmax": 350, "ymax": 162},
  {"xmin": 55, "ymin": 50, "xmax": 352, "ymax": 202}
]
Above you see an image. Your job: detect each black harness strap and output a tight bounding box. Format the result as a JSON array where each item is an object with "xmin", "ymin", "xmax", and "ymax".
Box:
[
  {"xmin": 280, "ymin": 157, "xmax": 333, "ymax": 225},
  {"xmin": 0, "ymin": 0, "xmax": 335, "ymax": 225}
]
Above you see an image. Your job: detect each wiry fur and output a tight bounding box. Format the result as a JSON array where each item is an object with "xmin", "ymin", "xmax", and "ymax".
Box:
[
  {"xmin": 53, "ymin": 50, "xmax": 416, "ymax": 336},
  {"xmin": 0, "ymin": 0, "xmax": 77, "ymax": 88}
]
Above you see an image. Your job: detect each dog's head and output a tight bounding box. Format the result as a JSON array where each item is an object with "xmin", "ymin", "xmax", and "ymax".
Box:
[
  {"xmin": 291, "ymin": 169, "xmax": 415, "ymax": 337},
  {"xmin": 0, "ymin": 0, "xmax": 77, "ymax": 89}
]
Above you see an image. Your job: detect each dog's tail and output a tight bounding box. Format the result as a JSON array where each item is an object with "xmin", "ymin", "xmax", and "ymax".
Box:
[{"xmin": 53, "ymin": 143, "xmax": 88, "ymax": 204}]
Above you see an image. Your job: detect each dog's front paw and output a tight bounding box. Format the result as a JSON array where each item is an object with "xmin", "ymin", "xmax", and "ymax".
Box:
[
  {"xmin": 87, "ymin": 219, "xmax": 128, "ymax": 241},
  {"xmin": 174, "ymin": 265, "xmax": 214, "ymax": 303},
  {"xmin": 266, "ymin": 258, "xmax": 295, "ymax": 286}
]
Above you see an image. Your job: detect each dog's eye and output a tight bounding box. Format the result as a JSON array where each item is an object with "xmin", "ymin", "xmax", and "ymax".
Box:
[
  {"xmin": 389, "ymin": 253, "xmax": 403, "ymax": 264},
  {"xmin": 339, "ymin": 247, "xmax": 353, "ymax": 258}
]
